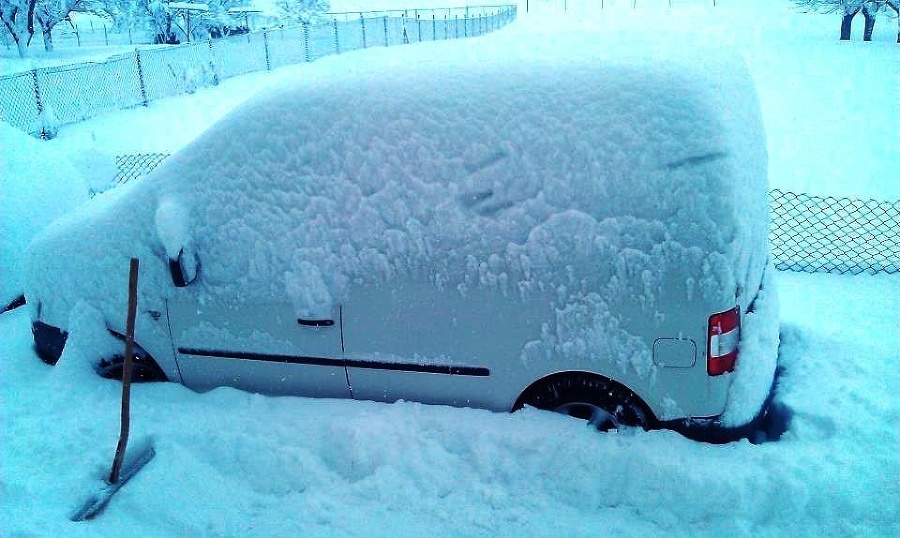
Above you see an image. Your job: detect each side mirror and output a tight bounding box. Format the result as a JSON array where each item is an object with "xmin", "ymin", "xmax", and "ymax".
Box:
[
  {"xmin": 155, "ymin": 200, "xmax": 198, "ymax": 288},
  {"xmin": 169, "ymin": 248, "xmax": 199, "ymax": 288}
]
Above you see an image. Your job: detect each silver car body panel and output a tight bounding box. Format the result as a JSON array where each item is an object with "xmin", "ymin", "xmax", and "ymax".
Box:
[{"xmin": 169, "ymin": 299, "xmax": 350, "ymax": 398}]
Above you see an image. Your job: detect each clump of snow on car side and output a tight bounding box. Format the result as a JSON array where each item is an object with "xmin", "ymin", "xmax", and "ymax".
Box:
[
  {"xmin": 285, "ymin": 261, "xmax": 334, "ymax": 319},
  {"xmin": 720, "ymin": 263, "xmax": 781, "ymax": 426},
  {"xmin": 551, "ymin": 292, "xmax": 655, "ymax": 380},
  {"xmin": 0, "ymin": 122, "xmax": 90, "ymax": 306},
  {"xmin": 154, "ymin": 198, "xmax": 193, "ymax": 261}
]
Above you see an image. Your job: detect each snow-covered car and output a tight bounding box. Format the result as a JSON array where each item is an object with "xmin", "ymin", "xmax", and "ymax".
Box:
[{"xmin": 24, "ymin": 38, "xmax": 779, "ymax": 437}]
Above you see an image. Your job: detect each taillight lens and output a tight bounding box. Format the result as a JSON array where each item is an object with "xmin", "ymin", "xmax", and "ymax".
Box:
[{"xmin": 707, "ymin": 306, "xmax": 740, "ymax": 376}]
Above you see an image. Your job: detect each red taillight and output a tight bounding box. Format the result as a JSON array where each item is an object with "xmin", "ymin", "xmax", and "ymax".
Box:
[{"xmin": 707, "ymin": 306, "xmax": 740, "ymax": 376}]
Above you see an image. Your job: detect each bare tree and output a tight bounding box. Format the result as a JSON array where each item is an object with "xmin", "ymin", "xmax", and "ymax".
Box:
[
  {"xmin": 0, "ymin": 0, "xmax": 38, "ymax": 58},
  {"xmin": 794, "ymin": 1, "xmax": 897, "ymax": 42},
  {"xmin": 34, "ymin": 0, "xmax": 104, "ymax": 52}
]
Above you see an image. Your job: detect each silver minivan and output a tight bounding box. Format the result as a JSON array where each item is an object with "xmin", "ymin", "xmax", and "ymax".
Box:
[{"xmin": 25, "ymin": 39, "xmax": 779, "ymax": 437}]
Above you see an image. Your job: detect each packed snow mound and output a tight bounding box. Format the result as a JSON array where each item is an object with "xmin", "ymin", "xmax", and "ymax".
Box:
[{"xmin": 0, "ymin": 122, "xmax": 90, "ymax": 306}]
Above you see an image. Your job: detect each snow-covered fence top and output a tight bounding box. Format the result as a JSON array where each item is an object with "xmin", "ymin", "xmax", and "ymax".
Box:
[
  {"xmin": 0, "ymin": 5, "xmax": 517, "ymax": 138},
  {"xmin": 110, "ymin": 155, "xmax": 900, "ymax": 277}
]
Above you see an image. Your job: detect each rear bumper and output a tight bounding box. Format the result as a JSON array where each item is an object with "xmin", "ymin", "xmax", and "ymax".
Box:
[
  {"xmin": 32, "ymin": 320, "xmax": 68, "ymax": 365},
  {"xmin": 662, "ymin": 366, "xmax": 785, "ymax": 444},
  {"xmin": 663, "ymin": 414, "xmax": 764, "ymax": 444}
]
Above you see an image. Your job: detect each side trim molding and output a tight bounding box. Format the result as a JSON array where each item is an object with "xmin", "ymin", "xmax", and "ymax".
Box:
[{"xmin": 177, "ymin": 348, "xmax": 490, "ymax": 377}]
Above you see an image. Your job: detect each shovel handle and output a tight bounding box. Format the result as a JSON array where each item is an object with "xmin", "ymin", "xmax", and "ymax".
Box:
[{"xmin": 109, "ymin": 258, "xmax": 139, "ymax": 485}]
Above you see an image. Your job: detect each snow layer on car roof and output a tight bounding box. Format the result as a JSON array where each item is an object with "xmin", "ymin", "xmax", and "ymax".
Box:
[{"xmin": 145, "ymin": 36, "xmax": 768, "ymax": 312}]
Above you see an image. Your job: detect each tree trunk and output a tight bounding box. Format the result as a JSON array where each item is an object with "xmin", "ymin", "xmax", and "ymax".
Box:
[
  {"xmin": 840, "ymin": 13, "xmax": 856, "ymax": 41},
  {"xmin": 862, "ymin": 9, "xmax": 875, "ymax": 42},
  {"xmin": 889, "ymin": 1, "xmax": 900, "ymax": 43},
  {"xmin": 42, "ymin": 26, "xmax": 53, "ymax": 52}
]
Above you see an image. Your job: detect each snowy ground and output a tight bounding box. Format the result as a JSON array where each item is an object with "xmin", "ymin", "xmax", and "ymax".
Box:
[
  {"xmin": 2, "ymin": 273, "xmax": 898, "ymax": 536},
  {"xmin": 2, "ymin": 1, "xmax": 899, "ymax": 536}
]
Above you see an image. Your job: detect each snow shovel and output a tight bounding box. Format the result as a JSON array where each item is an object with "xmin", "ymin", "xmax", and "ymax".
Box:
[{"xmin": 71, "ymin": 258, "xmax": 156, "ymax": 521}]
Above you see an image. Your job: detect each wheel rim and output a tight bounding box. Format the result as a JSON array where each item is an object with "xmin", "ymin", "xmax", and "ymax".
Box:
[{"xmin": 554, "ymin": 402, "xmax": 620, "ymax": 431}]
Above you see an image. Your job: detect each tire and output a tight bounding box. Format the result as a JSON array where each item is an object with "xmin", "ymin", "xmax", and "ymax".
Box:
[
  {"xmin": 514, "ymin": 372, "xmax": 654, "ymax": 431},
  {"xmin": 96, "ymin": 353, "xmax": 167, "ymax": 383}
]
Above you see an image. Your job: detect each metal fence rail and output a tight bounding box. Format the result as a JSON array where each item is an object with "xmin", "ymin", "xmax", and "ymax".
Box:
[
  {"xmin": 0, "ymin": 5, "xmax": 517, "ymax": 138},
  {"xmin": 107, "ymin": 155, "xmax": 900, "ymax": 276}
]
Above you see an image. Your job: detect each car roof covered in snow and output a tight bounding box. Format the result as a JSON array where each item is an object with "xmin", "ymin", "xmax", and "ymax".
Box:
[
  {"xmin": 27, "ymin": 34, "xmax": 769, "ymax": 321},
  {"xmin": 155, "ymin": 33, "xmax": 767, "ymax": 246},
  {"xmin": 150, "ymin": 34, "xmax": 768, "ymax": 291}
]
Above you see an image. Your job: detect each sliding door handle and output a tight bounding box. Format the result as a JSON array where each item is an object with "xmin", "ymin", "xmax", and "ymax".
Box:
[{"xmin": 297, "ymin": 318, "xmax": 335, "ymax": 327}]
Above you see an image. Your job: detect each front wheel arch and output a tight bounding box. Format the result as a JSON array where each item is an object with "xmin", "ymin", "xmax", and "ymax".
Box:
[
  {"xmin": 513, "ymin": 371, "xmax": 657, "ymax": 430},
  {"xmin": 98, "ymin": 332, "xmax": 168, "ymax": 382}
]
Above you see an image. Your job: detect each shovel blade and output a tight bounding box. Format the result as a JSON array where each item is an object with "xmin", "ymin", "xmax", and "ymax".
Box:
[{"xmin": 70, "ymin": 443, "xmax": 155, "ymax": 522}]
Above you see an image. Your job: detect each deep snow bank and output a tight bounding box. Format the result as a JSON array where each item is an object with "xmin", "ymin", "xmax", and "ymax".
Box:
[{"xmin": 0, "ymin": 122, "xmax": 90, "ymax": 306}]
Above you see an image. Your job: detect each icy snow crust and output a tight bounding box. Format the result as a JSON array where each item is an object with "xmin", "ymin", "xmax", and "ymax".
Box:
[{"xmin": 24, "ymin": 36, "xmax": 775, "ymax": 424}]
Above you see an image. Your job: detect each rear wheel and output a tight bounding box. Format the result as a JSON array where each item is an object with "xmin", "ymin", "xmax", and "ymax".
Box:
[{"xmin": 514, "ymin": 372, "xmax": 653, "ymax": 431}]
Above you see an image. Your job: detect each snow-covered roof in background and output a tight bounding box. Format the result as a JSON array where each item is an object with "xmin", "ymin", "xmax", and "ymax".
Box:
[{"xmin": 168, "ymin": 2, "xmax": 210, "ymax": 11}]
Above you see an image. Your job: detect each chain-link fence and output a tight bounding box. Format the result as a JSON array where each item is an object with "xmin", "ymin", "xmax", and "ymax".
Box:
[
  {"xmin": 769, "ymin": 189, "xmax": 899, "ymax": 275},
  {"xmin": 110, "ymin": 153, "xmax": 171, "ymax": 192},
  {"xmin": 108, "ymin": 155, "xmax": 900, "ymax": 276},
  {"xmin": 0, "ymin": 5, "xmax": 517, "ymax": 138}
]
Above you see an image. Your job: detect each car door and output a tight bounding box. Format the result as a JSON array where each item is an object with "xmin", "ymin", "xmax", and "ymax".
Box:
[
  {"xmin": 341, "ymin": 281, "xmax": 550, "ymax": 412},
  {"xmin": 168, "ymin": 298, "xmax": 350, "ymax": 398}
]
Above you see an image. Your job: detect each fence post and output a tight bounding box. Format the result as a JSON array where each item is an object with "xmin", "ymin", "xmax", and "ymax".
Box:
[
  {"xmin": 134, "ymin": 49, "xmax": 148, "ymax": 107},
  {"xmin": 104, "ymin": 25, "xmax": 109, "ymax": 46},
  {"xmin": 263, "ymin": 30, "xmax": 271, "ymax": 70},
  {"xmin": 303, "ymin": 22, "xmax": 311, "ymax": 61},
  {"xmin": 333, "ymin": 18, "xmax": 340, "ymax": 54},
  {"xmin": 361, "ymin": 14, "xmax": 367, "ymax": 48},
  {"xmin": 207, "ymin": 37, "xmax": 219, "ymax": 84},
  {"xmin": 432, "ymin": 14, "xmax": 436, "ymax": 41},
  {"xmin": 30, "ymin": 69, "xmax": 44, "ymax": 126},
  {"xmin": 383, "ymin": 16, "xmax": 389, "ymax": 46}
]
